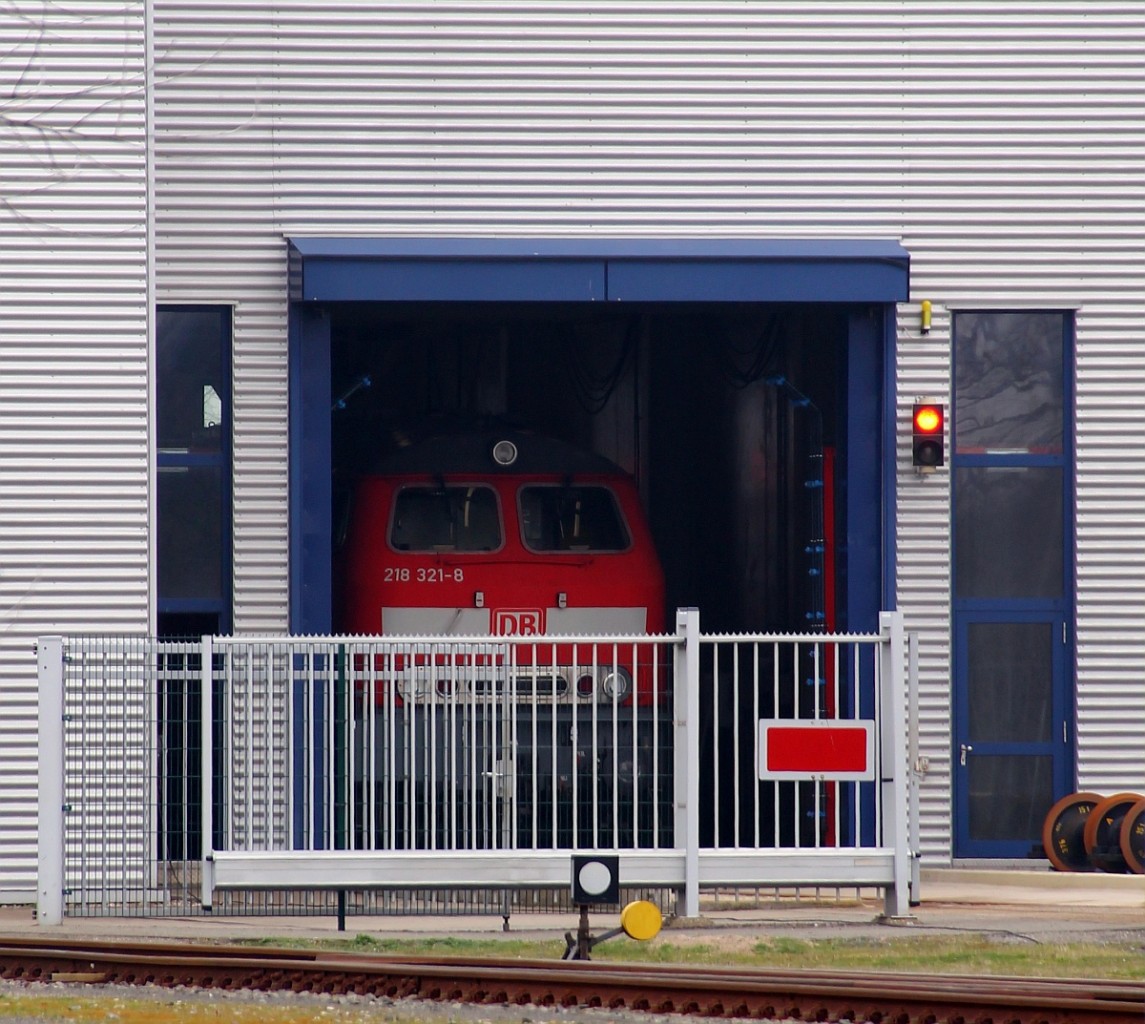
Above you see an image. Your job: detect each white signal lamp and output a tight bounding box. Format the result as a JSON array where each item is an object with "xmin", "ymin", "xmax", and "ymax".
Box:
[{"xmin": 571, "ymin": 854, "xmax": 620, "ymax": 904}]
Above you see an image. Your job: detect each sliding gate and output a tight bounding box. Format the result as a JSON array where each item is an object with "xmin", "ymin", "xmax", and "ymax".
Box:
[{"xmin": 37, "ymin": 610, "xmax": 911, "ymax": 921}]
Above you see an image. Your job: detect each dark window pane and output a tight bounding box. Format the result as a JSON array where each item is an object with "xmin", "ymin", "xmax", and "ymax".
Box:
[
  {"xmin": 968, "ymin": 622, "xmax": 1053, "ymax": 743},
  {"xmin": 390, "ymin": 486, "xmax": 501, "ymax": 552},
  {"xmin": 157, "ymin": 308, "xmax": 230, "ymax": 452},
  {"xmin": 954, "ymin": 466, "xmax": 1063, "ymax": 599},
  {"xmin": 158, "ymin": 612, "xmax": 221, "ymax": 640},
  {"xmin": 968, "ymin": 755, "xmax": 1053, "ymax": 841},
  {"xmin": 519, "ymin": 485, "xmax": 630, "ymax": 552},
  {"xmin": 954, "ymin": 312, "xmax": 1064, "ymax": 454},
  {"xmin": 158, "ymin": 466, "xmax": 223, "ymax": 599}
]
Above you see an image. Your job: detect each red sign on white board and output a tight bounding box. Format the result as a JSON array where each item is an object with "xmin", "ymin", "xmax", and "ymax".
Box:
[{"xmin": 757, "ymin": 719, "xmax": 875, "ymax": 781}]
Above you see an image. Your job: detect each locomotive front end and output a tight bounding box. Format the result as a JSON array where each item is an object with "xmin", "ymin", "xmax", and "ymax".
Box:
[{"xmin": 337, "ymin": 427, "xmax": 670, "ymax": 849}]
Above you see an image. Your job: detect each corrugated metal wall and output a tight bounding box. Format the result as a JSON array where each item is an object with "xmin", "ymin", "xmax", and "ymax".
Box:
[
  {"xmin": 150, "ymin": 1, "xmax": 1145, "ymax": 863},
  {"xmin": 892, "ymin": 6, "xmax": 1145, "ymax": 853},
  {"xmin": 0, "ymin": 3, "xmax": 150, "ymax": 897},
  {"xmin": 152, "ymin": 2, "xmax": 284, "ymax": 633},
  {"xmin": 5, "ymin": 2, "xmax": 1142, "ymax": 895}
]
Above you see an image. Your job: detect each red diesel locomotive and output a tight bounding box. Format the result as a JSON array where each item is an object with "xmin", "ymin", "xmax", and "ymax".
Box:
[
  {"xmin": 336, "ymin": 425, "xmax": 670, "ymax": 849},
  {"xmin": 339, "ymin": 425, "xmax": 666, "ymax": 701}
]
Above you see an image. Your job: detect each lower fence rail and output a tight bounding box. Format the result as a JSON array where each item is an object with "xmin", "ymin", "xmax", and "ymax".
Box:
[
  {"xmin": 37, "ymin": 610, "xmax": 912, "ymax": 922},
  {"xmin": 207, "ymin": 848, "xmax": 896, "ymax": 895}
]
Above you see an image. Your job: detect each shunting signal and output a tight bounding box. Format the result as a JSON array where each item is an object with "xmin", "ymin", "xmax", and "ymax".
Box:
[{"xmin": 912, "ymin": 402, "xmax": 945, "ymax": 470}]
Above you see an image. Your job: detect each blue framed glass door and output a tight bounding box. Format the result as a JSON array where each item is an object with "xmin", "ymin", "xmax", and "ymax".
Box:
[
  {"xmin": 951, "ymin": 311, "xmax": 1074, "ymax": 859},
  {"xmin": 953, "ymin": 612, "xmax": 1069, "ymax": 855}
]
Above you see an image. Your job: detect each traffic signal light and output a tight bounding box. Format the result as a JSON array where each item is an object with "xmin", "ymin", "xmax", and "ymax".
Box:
[{"xmin": 912, "ymin": 402, "xmax": 944, "ymax": 469}]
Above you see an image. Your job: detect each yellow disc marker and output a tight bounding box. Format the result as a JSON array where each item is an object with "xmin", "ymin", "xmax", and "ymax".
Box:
[{"xmin": 620, "ymin": 899, "xmax": 663, "ymax": 941}]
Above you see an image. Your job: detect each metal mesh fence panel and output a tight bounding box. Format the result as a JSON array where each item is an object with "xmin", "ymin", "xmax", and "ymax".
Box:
[{"xmin": 51, "ymin": 624, "xmax": 903, "ymax": 917}]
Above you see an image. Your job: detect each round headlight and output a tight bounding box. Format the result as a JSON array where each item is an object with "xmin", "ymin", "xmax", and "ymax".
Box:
[
  {"xmin": 491, "ymin": 439, "xmax": 518, "ymax": 466},
  {"xmin": 600, "ymin": 667, "xmax": 631, "ymax": 702}
]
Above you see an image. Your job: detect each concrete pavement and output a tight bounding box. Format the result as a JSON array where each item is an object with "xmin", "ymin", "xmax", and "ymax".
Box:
[{"xmin": 3, "ymin": 867, "xmax": 1144, "ymax": 947}]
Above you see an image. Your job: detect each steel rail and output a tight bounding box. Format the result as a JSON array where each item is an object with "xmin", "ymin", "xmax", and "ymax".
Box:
[{"xmin": 0, "ymin": 938, "xmax": 1140, "ymax": 1023}]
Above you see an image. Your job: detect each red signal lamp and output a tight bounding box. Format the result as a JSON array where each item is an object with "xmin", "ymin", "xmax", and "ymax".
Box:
[
  {"xmin": 914, "ymin": 406, "xmax": 941, "ymax": 433},
  {"xmin": 912, "ymin": 402, "xmax": 945, "ymax": 470}
]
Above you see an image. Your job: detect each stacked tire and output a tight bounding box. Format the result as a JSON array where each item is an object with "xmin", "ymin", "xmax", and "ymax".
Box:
[{"xmin": 1042, "ymin": 791, "xmax": 1145, "ymax": 873}]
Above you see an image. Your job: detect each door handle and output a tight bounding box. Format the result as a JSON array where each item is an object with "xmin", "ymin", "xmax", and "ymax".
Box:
[{"xmin": 960, "ymin": 743, "xmax": 973, "ymax": 766}]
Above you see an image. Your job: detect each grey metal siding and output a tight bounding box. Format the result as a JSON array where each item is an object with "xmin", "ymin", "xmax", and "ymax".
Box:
[
  {"xmin": 0, "ymin": 3, "xmax": 150, "ymax": 898},
  {"xmin": 149, "ymin": 1, "xmax": 1145, "ymax": 863},
  {"xmin": 116, "ymin": 2, "xmax": 1145, "ymax": 867},
  {"xmin": 895, "ymin": 306, "xmax": 954, "ymax": 861},
  {"xmin": 895, "ymin": 7, "xmax": 1145, "ymax": 856},
  {"xmin": 152, "ymin": 1, "xmax": 284, "ymax": 633}
]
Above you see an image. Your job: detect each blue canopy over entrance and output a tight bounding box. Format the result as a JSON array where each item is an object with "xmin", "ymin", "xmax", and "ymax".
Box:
[
  {"xmin": 286, "ymin": 237, "xmax": 909, "ymax": 635},
  {"xmin": 288, "ymin": 236, "xmax": 909, "ymax": 304}
]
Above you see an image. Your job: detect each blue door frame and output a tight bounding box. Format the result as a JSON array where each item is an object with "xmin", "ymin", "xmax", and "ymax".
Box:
[
  {"xmin": 286, "ymin": 237, "xmax": 908, "ymax": 637},
  {"xmin": 952, "ymin": 609, "xmax": 1071, "ymax": 857},
  {"xmin": 285, "ymin": 239, "xmax": 909, "ymax": 848},
  {"xmin": 950, "ymin": 313, "xmax": 1076, "ymax": 860}
]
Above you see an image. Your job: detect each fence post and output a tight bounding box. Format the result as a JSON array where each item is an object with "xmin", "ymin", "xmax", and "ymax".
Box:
[
  {"xmin": 200, "ymin": 635, "xmax": 215, "ymax": 909},
  {"xmin": 673, "ymin": 608, "xmax": 700, "ymax": 919},
  {"xmin": 907, "ymin": 630, "xmax": 922, "ymax": 905},
  {"xmin": 37, "ymin": 637, "xmax": 65, "ymax": 926},
  {"xmin": 878, "ymin": 611, "xmax": 912, "ymax": 919}
]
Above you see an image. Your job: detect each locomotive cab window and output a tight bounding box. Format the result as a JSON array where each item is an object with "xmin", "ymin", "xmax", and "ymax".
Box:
[
  {"xmin": 519, "ymin": 485, "xmax": 630, "ymax": 552},
  {"xmin": 390, "ymin": 485, "xmax": 501, "ymax": 551}
]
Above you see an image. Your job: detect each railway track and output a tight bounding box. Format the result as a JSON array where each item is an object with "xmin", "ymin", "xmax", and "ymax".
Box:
[{"xmin": 0, "ymin": 936, "xmax": 1140, "ymax": 1023}]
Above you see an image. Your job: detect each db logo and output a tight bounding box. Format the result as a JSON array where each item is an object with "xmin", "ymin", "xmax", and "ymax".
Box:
[{"xmin": 493, "ymin": 609, "xmax": 545, "ymax": 636}]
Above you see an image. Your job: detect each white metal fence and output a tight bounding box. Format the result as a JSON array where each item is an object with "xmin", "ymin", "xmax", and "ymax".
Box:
[{"xmin": 37, "ymin": 610, "xmax": 912, "ymax": 922}]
